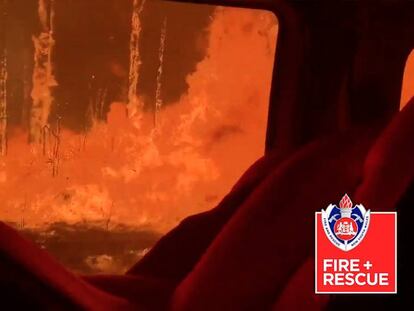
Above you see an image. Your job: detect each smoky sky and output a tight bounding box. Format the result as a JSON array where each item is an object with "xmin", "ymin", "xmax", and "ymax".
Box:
[{"xmin": 2, "ymin": 0, "xmax": 213, "ymax": 131}]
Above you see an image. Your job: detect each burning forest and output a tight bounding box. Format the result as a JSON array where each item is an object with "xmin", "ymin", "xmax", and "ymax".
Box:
[{"xmin": 0, "ymin": 0, "xmax": 278, "ymax": 274}]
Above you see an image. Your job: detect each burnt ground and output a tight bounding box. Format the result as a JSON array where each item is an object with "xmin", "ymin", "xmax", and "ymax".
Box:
[{"xmin": 13, "ymin": 222, "xmax": 161, "ymax": 275}]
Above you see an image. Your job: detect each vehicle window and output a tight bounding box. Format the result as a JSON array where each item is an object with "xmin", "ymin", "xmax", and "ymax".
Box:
[{"xmin": 0, "ymin": 0, "xmax": 278, "ymax": 274}]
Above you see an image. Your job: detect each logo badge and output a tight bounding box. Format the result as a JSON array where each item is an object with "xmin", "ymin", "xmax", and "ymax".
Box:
[
  {"xmin": 321, "ymin": 194, "xmax": 370, "ymax": 251},
  {"xmin": 315, "ymin": 194, "xmax": 397, "ymax": 294}
]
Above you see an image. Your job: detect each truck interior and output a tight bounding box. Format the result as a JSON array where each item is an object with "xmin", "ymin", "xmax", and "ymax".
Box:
[{"xmin": 1, "ymin": 0, "xmax": 414, "ymax": 310}]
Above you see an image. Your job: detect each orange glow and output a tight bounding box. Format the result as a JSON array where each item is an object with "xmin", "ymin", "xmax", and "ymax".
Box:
[
  {"xmin": 0, "ymin": 6, "xmax": 278, "ymax": 239},
  {"xmin": 401, "ymin": 50, "xmax": 414, "ymax": 109}
]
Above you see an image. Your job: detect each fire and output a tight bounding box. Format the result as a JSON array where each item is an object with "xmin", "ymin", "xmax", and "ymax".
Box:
[
  {"xmin": 0, "ymin": 7, "xmax": 278, "ymax": 235},
  {"xmin": 30, "ymin": 0, "xmax": 57, "ymax": 143},
  {"xmin": 127, "ymin": 0, "xmax": 146, "ymax": 122},
  {"xmin": 0, "ymin": 39, "xmax": 6, "ymax": 156}
]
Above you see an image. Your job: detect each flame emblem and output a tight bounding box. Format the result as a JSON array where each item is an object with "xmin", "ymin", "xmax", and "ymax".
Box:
[{"xmin": 339, "ymin": 194, "xmax": 353, "ymax": 209}]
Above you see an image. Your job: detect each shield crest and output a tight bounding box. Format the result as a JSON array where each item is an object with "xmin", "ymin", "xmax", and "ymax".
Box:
[{"xmin": 321, "ymin": 194, "xmax": 370, "ymax": 251}]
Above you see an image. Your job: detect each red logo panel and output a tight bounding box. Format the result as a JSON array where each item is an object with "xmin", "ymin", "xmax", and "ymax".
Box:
[{"xmin": 315, "ymin": 212, "xmax": 397, "ymax": 293}]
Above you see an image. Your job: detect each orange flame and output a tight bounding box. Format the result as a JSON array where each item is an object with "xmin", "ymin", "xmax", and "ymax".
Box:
[
  {"xmin": 0, "ymin": 7, "xmax": 278, "ymax": 234},
  {"xmin": 339, "ymin": 194, "xmax": 353, "ymax": 209}
]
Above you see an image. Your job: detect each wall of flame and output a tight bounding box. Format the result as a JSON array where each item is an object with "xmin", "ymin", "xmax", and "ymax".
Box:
[{"xmin": 0, "ymin": 5, "xmax": 278, "ymax": 234}]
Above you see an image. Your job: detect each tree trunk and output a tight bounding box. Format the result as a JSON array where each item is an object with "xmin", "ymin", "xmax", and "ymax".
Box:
[{"xmin": 0, "ymin": 0, "xmax": 8, "ymax": 155}]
